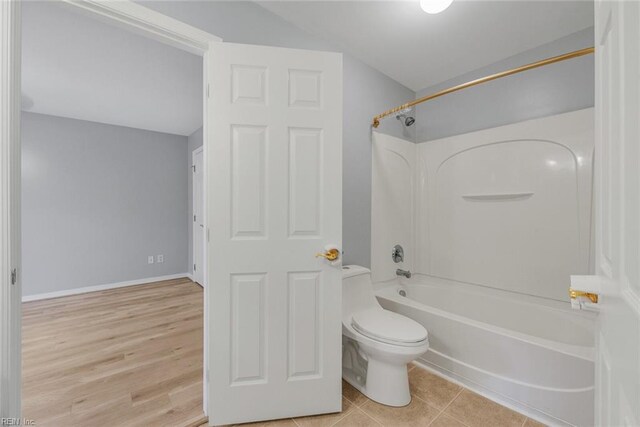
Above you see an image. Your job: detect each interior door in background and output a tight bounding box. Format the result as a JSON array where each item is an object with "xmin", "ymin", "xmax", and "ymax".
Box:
[{"xmin": 193, "ymin": 147, "xmax": 204, "ymax": 286}]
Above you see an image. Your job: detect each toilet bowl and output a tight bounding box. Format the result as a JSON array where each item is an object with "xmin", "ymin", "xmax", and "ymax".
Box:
[{"xmin": 342, "ymin": 265, "xmax": 429, "ymax": 407}]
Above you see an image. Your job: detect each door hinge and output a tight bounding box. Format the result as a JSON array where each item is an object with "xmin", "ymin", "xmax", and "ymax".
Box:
[
  {"xmin": 194, "ymin": 215, "xmax": 197, "ymax": 222},
  {"xmin": 11, "ymin": 268, "xmax": 17, "ymax": 285},
  {"xmin": 194, "ymin": 264, "xmax": 197, "ymax": 272},
  {"xmin": 192, "ymin": 165, "xmax": 196, "ymax": 173}
]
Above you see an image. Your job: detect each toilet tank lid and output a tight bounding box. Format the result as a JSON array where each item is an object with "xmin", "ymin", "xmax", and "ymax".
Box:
[{"xmin": 342, "ymin": 265, "xmax": 371, "ymax": 279}]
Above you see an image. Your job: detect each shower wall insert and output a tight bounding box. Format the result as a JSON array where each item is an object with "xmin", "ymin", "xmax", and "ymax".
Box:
[{"xmin": 371, "ymin": 108, "xmax": 595, "ymax": 426}]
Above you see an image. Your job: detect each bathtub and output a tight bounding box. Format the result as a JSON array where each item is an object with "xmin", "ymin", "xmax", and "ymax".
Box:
[{"xmin": 376, "ymin": 275, "xmax": 596, "ymax": 426}]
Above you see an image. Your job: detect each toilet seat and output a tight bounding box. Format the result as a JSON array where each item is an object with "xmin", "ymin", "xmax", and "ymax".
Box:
[{"xmin": 351, "ymin": 308, "xmax": 428, "ymax": 347}]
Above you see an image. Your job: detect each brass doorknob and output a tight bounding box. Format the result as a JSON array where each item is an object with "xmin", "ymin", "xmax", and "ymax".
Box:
[{"xmin": 316, "ymin": 248, "xmax": 340, "ymax": 261}]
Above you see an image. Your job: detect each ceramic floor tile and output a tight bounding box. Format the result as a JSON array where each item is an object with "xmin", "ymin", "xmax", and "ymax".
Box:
[
  {"xmin": 333, "ymin": 408, "xmax": 381, "ymax": 426},
  {"xmin": 234, "ymin": 418, "xmax": 297, "ymax": 426},
  {"xmin": 523, "ymin": 418, "xmax": 547, "ymax": 427},
  {"xmin": 429, "ymin": 413, "xmax": 468, "ymax": 427},
  {"xmin": 408, "ymin": 368, "xmax": 462, "ymax": 410},
  {"xmin": 234, "ymin": 367, "xmax": 530, "ymax": 427},
  {"xmin": 293, "ymin": 398, "xmax": 354, "ymax": 427},
  {"xmin": 342, "ymin": 380, "xmax": 369, "ymax": 407},
  {"xmin": 360, "ymin": 396, "xmax": 439, "ymax": 426},
  {"xmin": 444, "ymin": 390, "xmax": 525, "ymax": 427}
]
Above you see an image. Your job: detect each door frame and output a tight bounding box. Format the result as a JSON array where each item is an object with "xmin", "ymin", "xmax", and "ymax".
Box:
[
  {"xmin": 0, "ymin": 0, "xmax": 221, "ymax": 418},
  {"xmin": 192, "ymin": 146, "xmax": 204, "ymax": 286}
]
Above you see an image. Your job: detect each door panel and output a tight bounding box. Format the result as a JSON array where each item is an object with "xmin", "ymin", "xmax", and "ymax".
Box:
[
  {"xmin": 591, "ymin": 1, "xmax": 640, "ymax": 425},
  {"xmin": 230, "ymin": 125, "xmax": 266, "ymax": 239},
  {"xmin": 230, "ymin": 273, "xmax": 266, "ymax": 384},
  {"xmin": 208, "ymin": 41, "xmax": 342, "ymax": 425},
  {"xmin": 287, "ymin": 271, "xmax": 322, "ymax": 379}
]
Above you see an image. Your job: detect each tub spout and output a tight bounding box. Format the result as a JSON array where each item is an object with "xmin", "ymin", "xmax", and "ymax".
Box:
[{"xmin": 396, "ymin": 269, "xmax": 412, "ymax": 278}]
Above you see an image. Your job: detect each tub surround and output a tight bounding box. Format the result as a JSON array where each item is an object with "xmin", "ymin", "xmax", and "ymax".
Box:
[
  {"xmin": 371, "ymin": 109, "xmax": 595, "ymax": 425},
  {"xmin": 372, "ymin": 108, "xmax": 594, "ymax": 301}
]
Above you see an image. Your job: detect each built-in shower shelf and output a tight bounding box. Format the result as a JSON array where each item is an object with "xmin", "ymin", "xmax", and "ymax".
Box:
[{"xmin": 461, "ymin": 192, "xmax": 534, "ymax": 201}]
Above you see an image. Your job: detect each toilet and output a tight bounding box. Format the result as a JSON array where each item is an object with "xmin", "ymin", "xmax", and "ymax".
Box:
[{"xmin": 341, "ymin": 265, "xmax": 429, "ymax": 407}]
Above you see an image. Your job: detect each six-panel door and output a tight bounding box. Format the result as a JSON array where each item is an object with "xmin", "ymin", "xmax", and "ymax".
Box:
[{"xmin": 207, "ymin": 42, "xmax": 343, "ymax": 425}]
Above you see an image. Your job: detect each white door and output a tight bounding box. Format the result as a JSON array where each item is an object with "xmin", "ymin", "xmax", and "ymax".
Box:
[
  {"xmin": 207, "ymin": 42, "xmax": 343, "ymax": 424},
  {"xmin": 193, "ymin": 148, "xmax": 204, "ymax": 286},
  {"xmin": 574, "ymin": 1, "xmax": 640, "ymax": 425}
]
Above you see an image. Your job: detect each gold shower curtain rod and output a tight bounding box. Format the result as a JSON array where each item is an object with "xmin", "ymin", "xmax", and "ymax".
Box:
[{"xmin": 371, "ymin": 46, "xmax": 595, "ymax": 128}]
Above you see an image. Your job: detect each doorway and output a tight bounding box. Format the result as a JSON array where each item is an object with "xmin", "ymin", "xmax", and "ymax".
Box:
[{"xmin": 17, "ymin": 1, "xmax": 215, "ymax": 424}]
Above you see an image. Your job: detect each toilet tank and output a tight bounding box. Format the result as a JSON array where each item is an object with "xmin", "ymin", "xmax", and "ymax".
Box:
[{"xmin": 342, "ymin": 265, "xmax": 381, "ymax": 318}]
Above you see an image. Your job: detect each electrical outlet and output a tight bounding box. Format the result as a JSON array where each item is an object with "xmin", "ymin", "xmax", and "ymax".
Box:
[
  {"xmin": 157, "ymin": 255, "xmax": 164, "ymax": 263},
  {"xmin": 148, "ymin": 256, "xmax": 154, "ymax": 264}
]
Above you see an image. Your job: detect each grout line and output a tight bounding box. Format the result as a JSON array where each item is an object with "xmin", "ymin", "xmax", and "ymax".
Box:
[
  {"xmin": 328, "ymin": 408, "xmax": 351, "ymax": 426},
  {"xmin": 444, "ymin": 388, "xmax": 465, "ymax": 411},
  {"xmin": 321, "ymin": 393, "xmax": 359, "ymax": 427},
  {"xmin": 327, "ymin": 408, "xmax": 355, "ymax": 427},
  {"xmin": 426, "ymin": 388, "xmax": 467, "ymax": 427},
  {"xmin": 338, "ymin": 408, "xmax": 381, "ymax": 427},
  {"xmin": 357, "ymin": 402, "xmax": 388, "ymax": 426},
  {"xmin": 291, "ymin": 417, "xmax": 301, "ymax": 426},
  {"xmin": 342, "ymin": 394, "xmax": 356, "ymax": 405},
  {"xmin": 360, "ymin": 408, "xmax": 383, "ymax": 426},
  {"xmin": 411, "ymin": 393, "xmax": 444, "ymax": 414}
]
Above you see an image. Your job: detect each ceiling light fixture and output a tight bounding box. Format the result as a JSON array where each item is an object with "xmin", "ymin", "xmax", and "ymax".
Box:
[{"xmin": 420, "ymin": 0, "xmax": 453, "ymax": 14}]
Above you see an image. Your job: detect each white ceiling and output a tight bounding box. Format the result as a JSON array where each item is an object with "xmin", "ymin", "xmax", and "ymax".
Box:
[
  {"xmin": 258, "ymin": 1, "xmax": 594, "ymax": 91},
  {"xmin": 22, "ymin": 2, "xmax": 202, "ymax": 136}
]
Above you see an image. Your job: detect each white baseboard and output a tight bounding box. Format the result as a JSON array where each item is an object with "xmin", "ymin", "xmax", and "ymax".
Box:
[
  {"xmin": 185, "ymin": 273, "xmax": 205, "ymax": 288},
  {"xmin": 22, "ymin": 273, "xmax": 190, "ymax": 302}
]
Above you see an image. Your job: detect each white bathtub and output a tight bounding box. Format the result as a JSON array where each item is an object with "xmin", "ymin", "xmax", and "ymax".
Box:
[{"xmin": 376, "ymin": 275, "xmax": 596, "ymax": 426}]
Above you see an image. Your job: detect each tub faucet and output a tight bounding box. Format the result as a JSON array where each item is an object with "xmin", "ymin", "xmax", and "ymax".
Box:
[{"xmin": 396, "ymin": 269, "xmax": 412, "ymax": 278}]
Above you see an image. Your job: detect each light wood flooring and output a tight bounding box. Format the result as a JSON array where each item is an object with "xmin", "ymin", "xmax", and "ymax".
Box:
[{"xmin": 22, "ymin": 278, "xmax": 205, "ymax": 427}]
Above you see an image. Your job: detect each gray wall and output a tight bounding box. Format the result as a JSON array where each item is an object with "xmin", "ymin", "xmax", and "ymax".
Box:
[
  {"xmin": 187, "ymin": 127, "xmax": 203, "ymax": 275},
  {"xmin": 139, "ymin": 0, "xmax": 415, "ymax": 268},
  {"xmin": 415, "ymin": 28, "xmax": 594, "ymax": 142},
  {"xmin": 22, "ymin": 112, "xmax": 188, "ymax": 296}
]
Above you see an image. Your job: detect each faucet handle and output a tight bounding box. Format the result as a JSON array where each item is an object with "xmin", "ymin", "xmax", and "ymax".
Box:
[{"xmin": 392, "ymin": 245, "xmax": 404, "ymax": 263}]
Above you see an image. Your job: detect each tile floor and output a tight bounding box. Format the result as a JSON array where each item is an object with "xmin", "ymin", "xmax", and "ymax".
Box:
[{"xmin": 235, "ymin": 364, "xmax": 546, "ymax": 427}]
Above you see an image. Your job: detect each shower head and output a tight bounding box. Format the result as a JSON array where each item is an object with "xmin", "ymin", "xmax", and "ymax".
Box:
[{"xmin": 396, "ymin": 113, "xmax": 415, "ymax": 127}]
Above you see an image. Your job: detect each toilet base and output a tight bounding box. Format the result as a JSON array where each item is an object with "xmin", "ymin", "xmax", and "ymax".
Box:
[
  {"xmin": 343, "ymin": 360, "xmax": 411, "ymax": 407},
  {"xmin": 342, "ymin": 336, "xmax": 426, "ymax": 407},
  {"xmin": 365, "ymin": 358, "xmax": 412, "ymax": 406}
]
